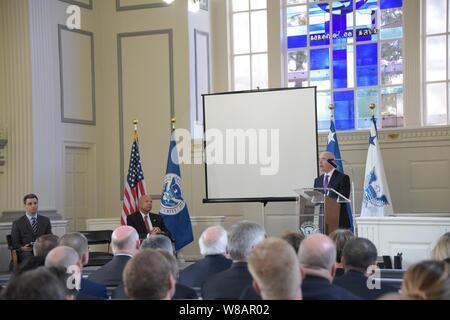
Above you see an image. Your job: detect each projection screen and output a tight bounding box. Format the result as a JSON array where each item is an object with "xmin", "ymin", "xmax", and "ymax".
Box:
[{"xmin": 203, "ymin": 87, "xmax": 318, "ymax": 203}]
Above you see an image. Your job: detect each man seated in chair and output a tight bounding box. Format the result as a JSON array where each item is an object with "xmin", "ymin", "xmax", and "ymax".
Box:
[
  {"xmin": 126, "ymin": 194, "xmax": 172, "ymax": 240},
  {"xmin": 11, "ymin": 194, "xmax": 52, "ymax": 263}
]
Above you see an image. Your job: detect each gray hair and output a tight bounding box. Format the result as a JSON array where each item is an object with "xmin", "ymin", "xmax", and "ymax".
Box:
[
  {"xmin": 140, "ymin": 235, "xmax": 173, "ymax": 253},
  {"xmin": 298, "ymin": 234, "xmax": 336, "ymax": 271},
  {"xmin": 58, "ymin": 232, "xmax": 89, "ymax": 257},
  {"xmin": 45, "ymin": 246, "xmax": 79, "ymax": 269},
  {"xmin": 199, "ymin": 226, "xmax": 228, "ymax": 256},
  {"xmin": 111, "ymin": 228, "xmax": 139, "ymax": 253},
  {"xmin": 227, "ymin": 221, "xmax": 265, "ymax": 261}
]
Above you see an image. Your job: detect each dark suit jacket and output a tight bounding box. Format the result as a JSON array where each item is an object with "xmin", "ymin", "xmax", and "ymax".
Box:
[
  {"xmin": 302, "ymin": 275, "xmax": 361, "ymax": 300},
  {"xmin": 88, "ymin": 255, "xmax": 131, "ymax": 286},
  {"xmin": 110, "ymin": 282, "xmax": 196, "ymax": 300},
  {"xmin": 126, "ymin": 212, "xmax": 172, "ymax": 240},
  {"xmin": 314, "ymin": 170, "xmax": 351, "ymax": 228},
  {"xmin": 179, "ymin": 254, "xmax": 232, "ymax": 288},
  {"xmin": 11, "ymin": 214, "xmax": 52, "ymax": 250},
  {"xmin": 77, "ymin": 278, "xmax": 108, "ymax": 300},
  {"xmin": 333, "ymin": 270, "xmax": 398, "ymax": 300},
  {"xmin": 202, "ymin": 262, "xmax": 253, "ymax": 300}
]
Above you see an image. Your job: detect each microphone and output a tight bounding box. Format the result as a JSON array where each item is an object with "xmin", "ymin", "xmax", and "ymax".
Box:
[{"xmin": 327, "ymin": 158, "xmax": 337, "ymax": 168}]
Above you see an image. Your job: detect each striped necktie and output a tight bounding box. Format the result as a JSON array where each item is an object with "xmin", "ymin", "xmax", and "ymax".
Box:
[{"xmin": 31, "ymin": 217, "xmax": 38, "ymax": 234}]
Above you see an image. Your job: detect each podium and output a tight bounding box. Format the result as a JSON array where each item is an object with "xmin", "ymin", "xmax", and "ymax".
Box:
[{"xmin": 294, "ymin": 188, "xmax": 351, "ymax": 236}]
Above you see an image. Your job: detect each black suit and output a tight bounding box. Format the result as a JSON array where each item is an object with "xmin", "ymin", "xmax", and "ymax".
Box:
[
  {"xmin": 314, "ymin": 170, "xmax": 351, "ymax": 228},
  {"xmin": 302, "ymin": 275, "xmax": 361, "ymax": 300},
  {"xmin": 179, "ymin": 254, "xmax": 232, "ymax": 288},
  {"xmin": 126, "ymin": 212, "xmax": 172, "ymax": 240},
  {"xmin": 333, "ymin": 270, "xmax": 398, "ymax": 300},
  {"xmin": 202, "ymin": 262, "xmax": 253, "ymax": 300},
  {"xmin": 11, "ymin": 214, "xmax": 52, "ymax": 262},
  {"xmin": 88, "ymin": 255, "xmax": 131, "ymax": 286}
]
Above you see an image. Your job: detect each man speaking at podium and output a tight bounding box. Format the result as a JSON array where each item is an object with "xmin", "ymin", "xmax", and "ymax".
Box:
[{"xmin": 314, "ymin": 151, "xmax": 351, "ymax": 229}]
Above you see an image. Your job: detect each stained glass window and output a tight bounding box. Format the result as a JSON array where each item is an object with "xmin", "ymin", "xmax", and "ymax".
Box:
[{"xmin": 285, "ymin": 0, "xmax": 404, "ymax": 130}]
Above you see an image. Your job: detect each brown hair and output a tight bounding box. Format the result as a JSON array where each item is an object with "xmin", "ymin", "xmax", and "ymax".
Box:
[
  {"xmin": 281, "ymin": 231, "xmax": 305, "ymax": 253},
  {"xmin": 401, "ymin": 260, "xmax": 450, "ymax": 300},
  {"xmin": 23, "ymin": 193, "xmax": 38, "ymax": 204},
  {"xmin": 329, "ymin": 229, "xmax": 354, "ymax": 263}
]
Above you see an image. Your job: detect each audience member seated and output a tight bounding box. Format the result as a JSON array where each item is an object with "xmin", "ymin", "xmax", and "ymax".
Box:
[
  {"xmin": 329, "ymin": 229, "xmax": 354, "ymax": 277},
  {"xmin": 1, "ymin": 267, "xmax": 67, "ymax": 300},
  {"xmin": 123, "ymin": 249, "xmax": 175, "ymax": 300},
  {"xmin": 58, "ymin": 233, "xmax": 108, "ymax": 299},
  {"xmin": 157, "ymin": 250, "xmax": 198, "ymax": 300},
  {"xmin": 281, "ymin": 231, "xmax": 305, "ymax": 254},
  {"xmin": 333, "ymin": 237, "xmax": 397, "ymax": 299},
  {"xmin": 140, "ymin": 234, "xmax": 174, "ymax": 253},
  {"xmin": 89, "ymin": 226, "xmax": 140, "ymax": 286},
  {"xmin": 126, "ymin": 194, "xmax": 172, "ymax": 240},
  {"xmin": 10, "ymin": 193, "xmax": 52, "ymax": 263},
  {"xmin": 401, "ymin": 260, "xmax": 450, "ymax": 300},
  {"xmin": 432, "ymin": 232, "xmax": 450, "ymax": 261},
  {"xmin": 248, "ymin": 238, "xmax": 302, "ymax": 300},
  {"xmin": 179, "ymin": 226, "xmax": 232, "ymax": 288},
  {"xmin": 298, "ymin": 234, "xmax": 361, "ymax": 300},
  {"xmin": 202, "ymin": 221, "xmax": 265, "ymax": 300}
]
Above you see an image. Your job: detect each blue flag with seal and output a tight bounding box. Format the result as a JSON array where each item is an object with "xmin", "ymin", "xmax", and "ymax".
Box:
[
  {"xmin": 326, "ymin": 119, "xmax": 354, "ymax": 231},
  {"xmin": 361, "ymin": 116, "xmax": 393, "ymax": 216},
  {"xmin": 159, "ymin": 130, "xmax": 194, "ymax": 251}
]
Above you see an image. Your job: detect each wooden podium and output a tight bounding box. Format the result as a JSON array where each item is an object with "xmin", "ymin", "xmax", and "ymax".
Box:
[{"xmin": 295, "ymin": 188, "xmax": 350, "ymax": 236}]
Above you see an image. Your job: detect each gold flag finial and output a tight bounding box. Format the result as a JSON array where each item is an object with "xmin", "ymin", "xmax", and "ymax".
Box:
[
  {"xmin": 171, "ymin": 118, "xmax": 176, "ymax": 130},
  {"xmin": 133, "ymin": 119, "xmax": 139, "ymax": 141},
  {"xmin": 369, "ymin": 103, "xmax": 376, "ymax": 117},
  {"xmin": 329, "ymin": 103, "xmax": 335, "ymax": 119}
]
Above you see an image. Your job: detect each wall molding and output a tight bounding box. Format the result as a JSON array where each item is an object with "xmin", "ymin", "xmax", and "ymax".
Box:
[
  {"xmin": 117, "ymin": 29, "xmax": 174, "ymax": 199},
  {"xmin": 194, "ymin": 29, "xmax": 211, "ymax": 123},
  {"xmin": 58, "ymin": 25, "xmax": 96, "ymax": 125},
  {"xmin": 58, "ymin": 0, "xmax": 93, "ymax": 10},
  {"xmin": 116, "ymin": 0, "xmax": 171, "ymax": 11}
]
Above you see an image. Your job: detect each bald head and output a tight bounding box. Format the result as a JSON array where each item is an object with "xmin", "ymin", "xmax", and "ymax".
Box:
[
  {"xmin": 45, "ymin": 246, "xmax": 79, "ymax": 269},
  {"xmin": 138, "ymin": 194, "xmax": 153, "ymax": 213},
  {"xmin": 199, "ymin": 226, "xmax": 227, "ymax": 256},
  {"xmin": 112, "ymin": 226, "xmax": 140, "ymax": 255},
  {"xmin": 298, "ymin": 234, "xmax": 336, "ymax": 271},
  {"xmin": 319, "ymin": 151, "xmax": 335, "ymax": 174}
]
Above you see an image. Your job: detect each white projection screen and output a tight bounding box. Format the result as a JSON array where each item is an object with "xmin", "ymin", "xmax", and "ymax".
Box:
[{"xmin": 203, "ymin": 87, "xmax": 318, "ymax": 202}]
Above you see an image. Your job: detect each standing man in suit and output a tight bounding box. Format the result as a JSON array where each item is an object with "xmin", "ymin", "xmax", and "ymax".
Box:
[
  {"xmin": 179, "ymin": 225, "xmax": 232, "ymax": 288},
  {"xmin": 11, "ymin": 194, "xmax": 52, "ymax": 263},
  {"xmin": 314, "ymin": 151, "xmax": 351, "ymax": 229},
  {"xmin": 89, "ymin": 226, "xmax": 140, "ymax": 286},
  {"xmin": 126, "ymin": 194, "xmax": 172, "ymax": 240}
]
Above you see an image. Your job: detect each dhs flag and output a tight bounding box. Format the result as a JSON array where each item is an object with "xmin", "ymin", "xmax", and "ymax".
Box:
[
  {"xmin": 326, "ymin": 119, "xmax": 353, "ymax": 230},
  {"xmin": 159, "ymin": 130, "xmax": 194, "ymax": 251},
  {"xmin": 361, "ymin": 116, "xmax": 393, "ymax": 216}
]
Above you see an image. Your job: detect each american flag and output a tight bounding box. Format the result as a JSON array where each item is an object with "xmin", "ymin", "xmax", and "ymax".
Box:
[{"xmin": 121, "ymin": 133, "xmax": 147, "ymax": 225}]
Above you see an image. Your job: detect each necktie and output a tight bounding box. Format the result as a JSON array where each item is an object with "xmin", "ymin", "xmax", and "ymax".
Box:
[
  {"xmin": 31, "ymin": 217, "xmax": 38, "ymax": 234},
  {"xmin": 324, "ymin": 174, "xmax": 329, "ymax": 190},
  {"xmin": 144, "ymin": 215, "xmax": 151, "ymax": 233}
]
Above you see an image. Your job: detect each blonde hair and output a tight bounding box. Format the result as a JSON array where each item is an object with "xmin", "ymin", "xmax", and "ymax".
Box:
[
  {"xmin": 401, "ymin": 260, "xmax": 450, "ymax": 300},
  {"xmin": 432, "ymin": 232, "xmax": 450, "ymax": 260},
  {"xmin": 248, "ymin": 238, "xmax": 301, "ymax": 300}
]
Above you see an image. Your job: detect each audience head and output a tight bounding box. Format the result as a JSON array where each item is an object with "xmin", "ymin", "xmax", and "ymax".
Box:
[
  {"xmin": 111, "ymin": 225, "xmax": 140, "ymax": 256},
  {"xmin": 123, "ymin": 249, "xmax": 175, "ymax": 300},
  {"xmin": 341, "ymin": 237, "xmax": 378, "ymax": 273},
  {"xmin": 140, "ymin": 234, "xmax": 173, "ymax": 253},
  {"xmin": 329, "ymin": 229, "xmax": 354, "ymax": 263},
  {"xmin": 138, "ymin": 194, "xmax": 153, "ymax": 214},
  {"xmin": 298, "ymin": 234, "xmax": 336, "ymax": 281},
  {"xmin": 227, "ymin": 221, "xmax": 266, "ymax": 262},
  {"xmin": 157, "ymin": 249, "xmax": 179, "ymax": 279},
  {"xmin": 45, "ymin": 246, "xmax": 80, "ymax": 270},
  {"xmin": 319, "ymin": 151, "xmax": 335, "ymax": 174},
  {"xmin": 199, "ymin": 225, "xmax": 228, "ymax": 256},
  {"xmin": 58, "ymin": 232, "xmax": 89, "ymax": 267},
  {"xmin": 281, "ymin": 231, "xmax": 305, "ymax": 253},
  {"xmin": 248, "ymin": 238, "xmax": 302, "ymax": 300},
  {"xmin": 33, "ymin": 234, "xmax": 59, "ymax": 258},
  {"xmin": 23, "ymin": 193, "xmax": 38, "ymax": 215},
  {"xmin": 2, "ymin": 267, "xmax": 67, "ymax": 300},
  {"xmin": 401, "ymin": 260, "xmax": 450, "ymax": 300},
  {"xmin": 432, "ymin": 232, "xmax": 450, "ymax": 261},
  {"xmin": 14, "ymin": 256, "xmax": 45, "ymax": 277}
]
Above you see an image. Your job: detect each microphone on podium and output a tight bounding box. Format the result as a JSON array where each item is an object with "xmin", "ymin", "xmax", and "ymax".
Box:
[{"xmin": 327, "ymin": 158, "xmax": 337, "ymax": 168}]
